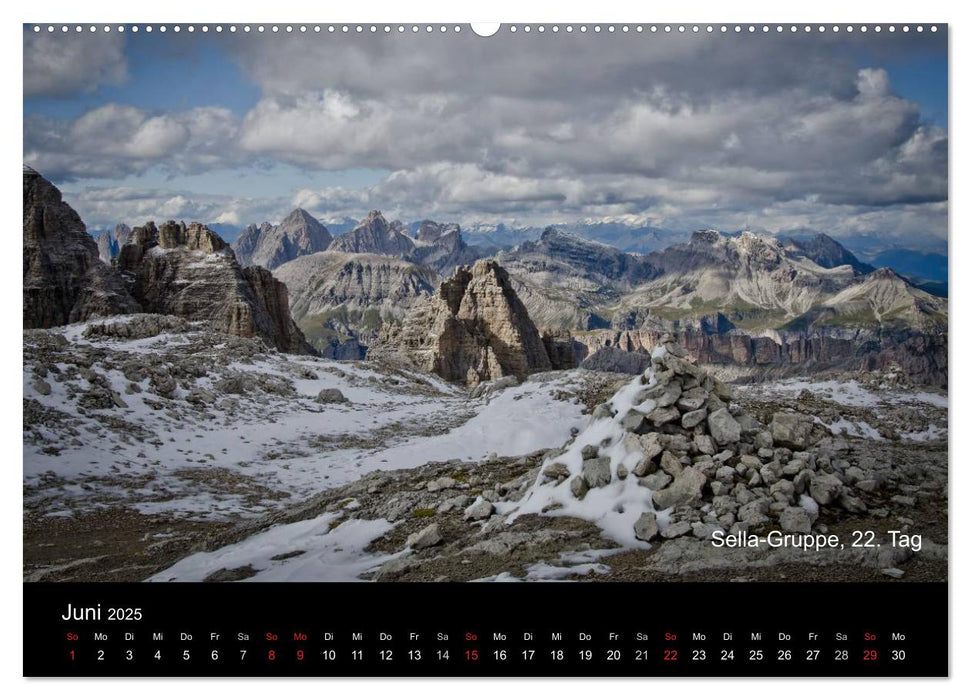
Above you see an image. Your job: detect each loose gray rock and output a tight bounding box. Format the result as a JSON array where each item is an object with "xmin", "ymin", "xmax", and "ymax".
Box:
[
  {"xmin": 646, "ymin": 405, "xmax": 681, "ymax": 426},
  {"xmin": 627, "ymin": 432, "xmax": 663, "ymax": 461},
  {"xmin": 676, "ymin": 387, "xmax": 707, "ymax": 412},
  {"xmin": 570, "ymin": 475, "xmax": 589, "ymax": 499},
  {"xmin": 633, "ymin": 512, "xmax": 659, "ymax": 541},
  {"xmin": 707, "ymin": 408, "xmax": 741, "ymax": 445},
  {"xmin": 427, "ymin": 477, "xmax": 458, "ymax": 492},
  {"xmin": 316, "ymin": 388, "xmax": 348, "ymax": 404},
  {"xmin": 652, "ymin": 466, "xmax": 706, "ymax": 510},
  {"xmin": 779, "ymin": 506, "xmax": 813, "ymax": 534},
  {"xmin": 654, "ymin": 382, "xmax": 683, "ymax": 408},
  {"xmin": 769, "ymin": 479, "xmax": 795, "ymax": 502},
  {"xmin": 771, "ymin": 412, "xmax": 814, "ymax": 449},
  {"xmin": 809, "ymin": 473, "xmax": 843, "ymax": 505},
  {"xmin": 659, "ymin": 450, "xmax": 683, "ymax": 477},
  {"xmin": 437, "ymin": 495, "xmax": 471, "ymax": 513},
  {"xmin": 620, "ymin": 410, "xmax": 647, "ymax": 432},
  {"xmin": 838, "ymin": 492, "xmax": 868, "ymax": 514},
  {"xmin": 541, "ymin": 463, "xmax": 571, "ymax": 484},
  {"xmin": 464, "ymin": 499, "xmax": 495, "ymax": 521},
  {"xmin": 631, "ymin": 457, "xmax": 655, "ymax": 477},
  {"xmin": 693, "ymin": 434, "xmax": 716, "ymax": 455},
  {"xmin": 639, "ymin": 472, "xmax": 672, "ymax": 491},
  {"xmin": 738, "ymin": 499, "xmax": 771, "ymax": 526},
  {"xmin": 581, "ymin": 456, "xmax": 612, "ymax": 488},
  {"xmin": 692, "ymin": 522, "xmax": 724, "ymax": 540},
  {"xmin": 406, "ymin": 523, "xmax": 443, "ymax": 550},
  {"xmin": 661, "ymin": 521, "xmax": 692, "ymax": 539},
  {"xmin": 681, "ymin": 408, "xmax": 707, "ymax": 429}
]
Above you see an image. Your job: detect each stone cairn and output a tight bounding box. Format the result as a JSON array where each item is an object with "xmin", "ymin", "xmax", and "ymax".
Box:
[{"xmin": 527, "ymin": 335, "xmax": 869, "ymax": 543}]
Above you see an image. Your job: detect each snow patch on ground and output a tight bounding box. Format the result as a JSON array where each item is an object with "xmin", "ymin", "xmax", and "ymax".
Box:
[
  {"xmin": 24, "ymin": 323, "xmax": 589, "ymax": 520},
  {"xmin": 505, "ymin": 368, "xmax": 661, "ymax": 549},
  {"xmin": 900, "ymin": 424, "xmax": 947, "ymax": 442},
  {"xmin": 148, "ymin": 513, "xmax": 398, "ymax": 582},
  {"xmin": 474, "ymin": 549, "xmax": 620, "ymax": 582},
  {"xmin": 736, "ymin": 378, "xmax": 947, "ymax": 409},
  {"xmin": 827, "ymin": 417, "xmax": 884, "ymax": 440}
]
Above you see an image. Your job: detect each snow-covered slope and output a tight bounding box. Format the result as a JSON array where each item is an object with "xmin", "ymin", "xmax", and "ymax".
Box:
[{"xmin": 23, "ymin": 316, "xmax": 589, "ymax": 521}]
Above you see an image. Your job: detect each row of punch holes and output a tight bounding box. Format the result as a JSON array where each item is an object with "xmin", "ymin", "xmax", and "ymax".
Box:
[{"xmin": 31, "ymin": 24, "xmax": 940, "ymax": 36}]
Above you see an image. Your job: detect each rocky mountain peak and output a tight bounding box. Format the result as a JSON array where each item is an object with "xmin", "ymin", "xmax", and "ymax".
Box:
[
  {"xmin": 538, "ymin": 226, "xmax": 600, "ymax": 247},
  {"xmin": 869, "ymin": 266, "xmax": 905, "ymax": 282},
  {"xmin": 498, "ymin": 227, "xmax": 655, "ymax": 305},
  {"xmin": 23, "ymin": 167, "xmax": 140, "ymax": 328},
  {"xmin": 157, "ymin": 220, "xmax": 229, "ymax": 253},
  {"xmin": 113, "ymin": 219, "xmax": 312, "ymax": 354},
  {"xmin": 328, "ymin": 210, "xmax": 416, "ymax": 258},
  {"xmin": 415, "ymin": 219, "xmax": 461, "ymax": 243},
  {"xmin": 280, "ymin": 207, "xmax": 318, "ymax": 227},
  {"xmin": 781, "ymin": 232, "xmax": 872, "ymax": 273},
  {"xmin": 273, "ymin": 250, "xmax": 440, "ymax": 358},
  {"xmin": 115, "ymin": 222, "xmax": 132, "ymax": 244},
  {"xmin": 690, "ymin": 229, "xmax": 722, "ymax": 246},
  {"xmin": 276, "ymin": 207, "xmax": 332, "ymax": 242},
  {"xmin": 369, "ymin": 259, "xmax": 574, "ymax": 385},
  {"xmin": 231, "ymin": 209, "xmax": 332, "ymax": 269}
]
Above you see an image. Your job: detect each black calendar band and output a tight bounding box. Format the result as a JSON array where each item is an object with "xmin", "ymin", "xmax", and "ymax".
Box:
[{"xmin": 24, "ymin": 582, "xmax": 947, "ymax": 677}]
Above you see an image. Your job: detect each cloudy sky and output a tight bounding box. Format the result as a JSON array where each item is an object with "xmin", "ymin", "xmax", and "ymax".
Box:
[{"xmin": 23, "ymin": 25, "xmax": 947, "ymax": 248}]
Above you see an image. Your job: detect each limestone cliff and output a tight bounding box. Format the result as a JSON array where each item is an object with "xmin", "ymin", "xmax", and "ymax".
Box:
[
  {"xmin": 23, "ymin": 166, "xmax": 140, "ymax": 328},
  {"xmin": 369, "ymin": 260, "xmax": 571, "ymax": 385},
  {"xmin": 116, "ymin": 220, "xmax": 313, "ymax": 354}
]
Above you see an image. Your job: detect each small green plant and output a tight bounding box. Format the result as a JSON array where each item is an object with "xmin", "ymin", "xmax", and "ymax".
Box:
[{"xmin": 411, "ymin": 508, "xmax": 436, "ymax": 518}]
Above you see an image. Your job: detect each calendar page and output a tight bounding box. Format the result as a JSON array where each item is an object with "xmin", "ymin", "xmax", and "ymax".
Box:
[{"xmin": 22, "ymin": 21, "xmax": 948, "ymax": 677}]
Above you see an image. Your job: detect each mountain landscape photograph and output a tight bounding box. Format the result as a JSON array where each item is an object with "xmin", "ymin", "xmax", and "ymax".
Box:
[{"xmin": 23, "ymin": 24, "xmax": 947, "ymax": 584}]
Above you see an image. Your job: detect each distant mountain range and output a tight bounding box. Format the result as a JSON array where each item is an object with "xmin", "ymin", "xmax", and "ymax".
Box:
[
  {"xmin": 94, "ymin": 217, "xmax": 949, "ymax": 288},
  {"xmin": 81, "ymin": 201, "xmax": 946, "ymax": 382},
  {"xmin": 498, "ymin": 227, "xmax": 945, "ymax": 335}
]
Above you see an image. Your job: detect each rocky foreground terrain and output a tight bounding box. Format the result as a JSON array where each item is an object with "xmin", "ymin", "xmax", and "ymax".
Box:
[
  {"xmin": 22, "ymin": 316, "xmax": 591, "ymax": 581},
  {"xmin": 24, "ymin": 318, "xmax": 946, "ymax": 584}
]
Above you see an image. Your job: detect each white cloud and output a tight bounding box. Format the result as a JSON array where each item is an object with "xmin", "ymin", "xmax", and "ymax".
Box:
[
  {"xmin": 857, "ymin": 68, "xmax": 892, "ymax": 98},
  {"xmin": 25, "ymin": 104, "xmax": 244, "ymax": 180},
  {"xmin": 24, "ymin": 31, "xmax": 947, "ymax": 244},
  {"xmin": 63, "ymin": 185, "xmax": 289, "ymax": 234}
]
